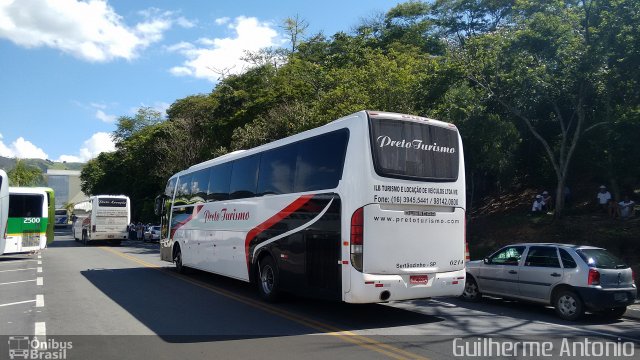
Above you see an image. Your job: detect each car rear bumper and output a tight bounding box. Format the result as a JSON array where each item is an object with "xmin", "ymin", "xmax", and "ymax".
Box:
[{"xmin": 575, "ymin": 286, "xmax": 637, "ymax": 311}]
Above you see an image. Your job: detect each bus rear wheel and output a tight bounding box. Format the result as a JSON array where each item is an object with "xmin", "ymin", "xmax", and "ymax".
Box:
[
  {"xmin": 174, "ymin": 246, "xmax": 188, "ymax": 274},
  {"xmin": 257, "ymin": 256, "xmax": 281, "ymax": 302}
]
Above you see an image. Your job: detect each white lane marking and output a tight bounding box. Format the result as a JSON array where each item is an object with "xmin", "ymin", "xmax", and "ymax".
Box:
[
  {"xmin": 37, "ymin": 277, "xmax": 43, "ymax": 286},
  {"xmin": 0, "ymin": 267, "xmax": 37, "ymax": 273},
  {"xmin": 36, "ymin": 295, "xmax": 44, "ymax": 307},
  {"xmin": 0, "ymin": 300, "xmax": 36, "ymax": 307},
  {"xmin": 37, "ymin": 267, "xmax": 43, "ymax": 273},
  {"xmin": 38, "ymin": 255, "xmax": 41, "ymax": 259},
  {"xmin": 35, "ymin": 322, "xmax": 47, "ymax": 348},
  {"xmin": 35, "ymin": 322, "xmax": 46, "ymax": 336},
  {"xmin": 0, "ymin": 279, "xmax": 37, "ymax": 286},
  {"xmin": 38, "ymin": 260, "xmax": 42, "ymax": 265}
]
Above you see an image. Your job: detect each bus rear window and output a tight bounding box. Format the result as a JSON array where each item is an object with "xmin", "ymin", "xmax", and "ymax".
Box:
[
  {"xmin": 9, "ymin": 194, "xmax": 43, "ymax": 217},
  {"xmin": 369, "ymin": 118, "xmax": 459, "ymax": 181}
]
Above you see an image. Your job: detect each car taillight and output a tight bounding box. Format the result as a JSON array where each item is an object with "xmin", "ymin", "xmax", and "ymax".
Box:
[
  {"xmin": 588, "ymin": 268, "xmax": 600, "ymax": 286},
  {"xmin": 350, "ymin": 207, "xmax": 364, "ymax": 272}
]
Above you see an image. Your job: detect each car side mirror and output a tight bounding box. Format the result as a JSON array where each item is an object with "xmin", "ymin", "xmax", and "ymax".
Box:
[{"xmin": 483, "ymin": 258, "xmax": 490, "ymax": 264}]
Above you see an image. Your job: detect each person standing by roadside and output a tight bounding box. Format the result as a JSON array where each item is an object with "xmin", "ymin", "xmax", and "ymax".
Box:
[
  {"xmin": 596, "ymin": 185, "xmax": 612, "ymax": 212},
  {"xmin": 136, "ymin": 222, "xmax": 143, "ymax": 241}
]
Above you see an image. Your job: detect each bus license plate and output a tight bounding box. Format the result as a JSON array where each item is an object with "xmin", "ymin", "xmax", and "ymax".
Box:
[
  {"xmin": 410, "ymin": 275, "xmax": 429, "ymax": 285},
  {"xmin": 107, "ymin": 235, "xmax": 114, "ymax": 239},
  {"xmin": 614, "ymin": 293, "xmax": 627, "ymax": 302}
]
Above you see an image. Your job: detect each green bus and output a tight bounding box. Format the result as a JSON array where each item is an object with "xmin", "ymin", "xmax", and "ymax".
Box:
[
  {"xmin": 0, "ymin": 170, "xmax": 8, "ymax": 244},
  {"xmin": 2, "ymin": 187, "xmax": 51, "ymax": 254}
]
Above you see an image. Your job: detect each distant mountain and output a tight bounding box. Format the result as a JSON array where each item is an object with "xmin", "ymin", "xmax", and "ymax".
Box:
[{"xmin": 0, "ymin": 156, "xmax": 85, "ymax": 173}]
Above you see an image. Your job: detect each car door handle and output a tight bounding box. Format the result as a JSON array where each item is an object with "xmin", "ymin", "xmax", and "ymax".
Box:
[
  {"xmin": 508, "ymin": 270, "xmax": 517, "ymax": 274},
  {"xmin": 551, "ymin": 273, "xmax": 561, "ymax": 277}
]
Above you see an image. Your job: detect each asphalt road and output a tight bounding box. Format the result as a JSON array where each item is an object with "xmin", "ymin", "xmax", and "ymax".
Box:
[{"xmin": 1, "ymin": 227, "xmax": 639, "ymax": 360}]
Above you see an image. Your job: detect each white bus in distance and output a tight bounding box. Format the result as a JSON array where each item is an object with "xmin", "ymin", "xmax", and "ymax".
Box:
[
  {"xmin": 156, "ymin": 110, "xmax": 466, "ymax": 303},
  {"xmin": 73, "ymin": 195, "xmax": 131, "ymax": 246},
  {"xmin": 0, "ymin": 170, "xmax": 8, "ymax": 248}
]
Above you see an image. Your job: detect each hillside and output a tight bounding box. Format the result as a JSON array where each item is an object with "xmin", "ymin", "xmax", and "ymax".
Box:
[{"xmin": 0, "ymin": 156, "xmax": 84, "ymax": 172}]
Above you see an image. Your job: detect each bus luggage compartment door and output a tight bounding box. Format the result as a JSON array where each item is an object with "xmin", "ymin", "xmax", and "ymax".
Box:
[{"xmin": 362, "ymin": 204, "xmax": 465, "ymax": 275}]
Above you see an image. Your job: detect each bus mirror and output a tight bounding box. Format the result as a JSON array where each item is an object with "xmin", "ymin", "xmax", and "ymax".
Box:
[{"xmin": 154, "ymin": 195, "xmax": 166, "ymax": 216}]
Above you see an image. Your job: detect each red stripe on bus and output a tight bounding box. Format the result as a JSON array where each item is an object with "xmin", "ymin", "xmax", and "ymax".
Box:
[{"xmin": 244, "ymin": 195, "xmax": 314, "ymax": 272}]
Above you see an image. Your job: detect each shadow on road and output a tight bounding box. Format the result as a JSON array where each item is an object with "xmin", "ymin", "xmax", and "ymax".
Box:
[
  {"xmin": 428, "ymin": 295, "xmax": 631, "ymax": 326},
  {"xmin": 81, "ymin": 265, "xmax": 444, "ymax": 343}
]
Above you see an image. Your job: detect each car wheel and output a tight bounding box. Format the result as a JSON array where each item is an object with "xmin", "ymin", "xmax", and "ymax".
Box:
[
  {"xmin": 602, "ymin": 307, "xmax": 627, "ymax": 319},
  {"xmin": 554, "ymin": 289, "xmax": 584, "ymax": 321},
  {"xmin": 257, "ymin": 256, "xmax": 280, "ymax": 302},
  {"xmin": 461, "ymin": 276, "xmax": 482, "ymax": 302}
]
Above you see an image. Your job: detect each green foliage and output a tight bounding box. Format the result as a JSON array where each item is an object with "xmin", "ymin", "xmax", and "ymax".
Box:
[
  {"xmin": 78, "ymin": 0, "xmax": 640, "ymax": 220},
  {"xmin": 8, "ymin": 159, "xmax": 43, "ymax": 186}
]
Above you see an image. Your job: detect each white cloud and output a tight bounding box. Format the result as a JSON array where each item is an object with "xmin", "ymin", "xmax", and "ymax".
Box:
[
  {"xmin": 95, "ymin": 109, "xmax": 116, "ymax": 123},
  {"xmin": 0, "ymin": 0, "xmax": 174, "ymax": 62},
  {"xmin": 0, "ymin": 133, "xmax": 48, "ymax": 159},
  {"xmin": 176, "ymin": 16, "xmax": 196, "ymax": 28},
  {"xmin": 168, "ymin": 16, "xmax": 280, "ymax": 82},
  {"xmin": 215, "ymin": 17, "xmax": 230, "ymax": 25},
  {"xmin": 56, "ymin": 132, "xmax": 115, "ymax": 163}
]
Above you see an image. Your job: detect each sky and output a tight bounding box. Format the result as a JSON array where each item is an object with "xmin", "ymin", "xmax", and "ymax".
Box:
[{"xmin": 0, "ymin": 0, "xmax": 405, "ymax": 163}]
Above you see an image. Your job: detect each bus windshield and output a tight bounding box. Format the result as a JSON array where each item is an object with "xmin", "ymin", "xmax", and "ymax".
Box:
[
  {"xmin": 369, "ymin": 117, "xmax": 459, "ymax": 181},
  {"xmin": 9, "ymin": 194, "xmax": 44, "ymax": 218}
]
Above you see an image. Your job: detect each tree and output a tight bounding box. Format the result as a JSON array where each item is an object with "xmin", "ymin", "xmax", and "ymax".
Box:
[
  {"xmin": 450, "ymin": 0, "xmax": 619, "ymax": 216},
  {"xmin": 8, "ymin": 159, "xmax": 43, "ymax": 186},
  {"xmin": 112, "ymin": 107, "xmax": 163, "ymax": 143}
]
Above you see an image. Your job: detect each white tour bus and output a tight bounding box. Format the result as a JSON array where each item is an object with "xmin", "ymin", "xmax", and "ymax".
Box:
[
  {"xmin": 156, "ymin": 110, "xmax": 466, "ymax": 303},
  {"xmin": 73, "ymin": 195, "xmax": 131, "ymax": 246},
  {"xmin": 0, "ymin": 170, "xmax": 8, "ymax": 248},
  {"xmin": 2, "ymin": 187, "xmax": 49, "ymax": 254}
]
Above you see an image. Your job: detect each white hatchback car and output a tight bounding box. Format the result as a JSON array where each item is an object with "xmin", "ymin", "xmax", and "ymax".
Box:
[{"xmin": 463, "ymin": 243, "xmax": 636, "ymax": 320}]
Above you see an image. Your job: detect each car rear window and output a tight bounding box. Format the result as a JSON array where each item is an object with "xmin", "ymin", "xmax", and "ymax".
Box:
[{"xmin": 576, "ymin": 249, "xmax": 628, "ymax": 269}]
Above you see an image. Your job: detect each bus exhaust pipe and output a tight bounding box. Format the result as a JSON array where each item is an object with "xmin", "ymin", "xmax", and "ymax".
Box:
[{"xmin": 380, "ymin": 291, "xmax": 391, "ymax": 302}]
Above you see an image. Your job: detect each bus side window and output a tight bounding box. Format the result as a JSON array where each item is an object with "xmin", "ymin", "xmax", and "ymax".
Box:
[
  {"xmin": 191, "ymin": 169, "xmax": 210, "ymax": 203},
  {"xmin": 230, "ymin": 154, "xmax": 261, "ymax": 200},
  {"xmin": 207, "ymin": 163, "xmax": 232, "ymax": 202},
  {"xmin": 257, "ymin": 143, "xmax": 298, "ymax": 196},
  {"xmin": 295, "ymin": 130, "xmax": 349, "ymax": 192}
]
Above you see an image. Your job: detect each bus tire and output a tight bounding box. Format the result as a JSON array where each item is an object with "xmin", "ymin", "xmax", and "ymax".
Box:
[
  {"xmin": 174, "ymin": 245, "xmax": 188, "ymax": 274},
  {"xmin": 257, "ymin": 256, "xmax": 281, "ymax": 302}
]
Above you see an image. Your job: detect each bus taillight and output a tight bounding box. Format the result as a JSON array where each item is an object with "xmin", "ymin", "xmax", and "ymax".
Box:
[
  {"xmin": 92, "ymin": 225, "xmax": 96, "ymax": 233},
  {"xmin": 350, "ymin": 207, "xmax": 364, "ymax": 272}
]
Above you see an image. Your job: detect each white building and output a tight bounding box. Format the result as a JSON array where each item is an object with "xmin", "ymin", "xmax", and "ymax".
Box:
[{"xmin": 46, "ymin": 169, "xmax": 88, "ymax": 208}]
